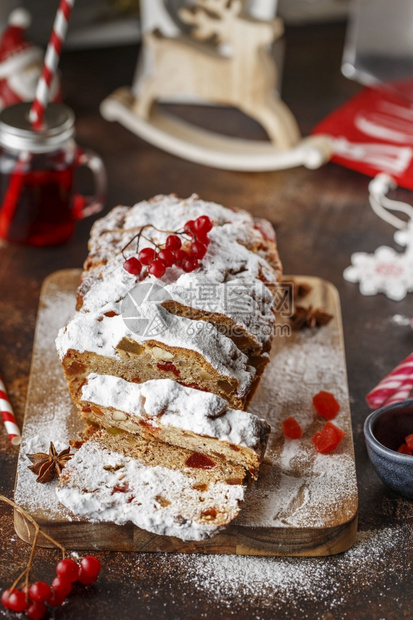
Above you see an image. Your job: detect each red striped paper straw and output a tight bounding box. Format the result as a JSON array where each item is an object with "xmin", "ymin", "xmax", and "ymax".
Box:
[
  {"xmin": 0, "ymin": 374, "xmax": 21, "ymax": 446},
  {"xmin": 29, "ymin": 0, "xmax": 75, "ymax": 129},
  {"xmin": 382, "ymin": 376, "xmax": 413, "ymax": 406},
  {"xmin": 366, "ymin": 353, "xmax": 413, "ymax": 409}
]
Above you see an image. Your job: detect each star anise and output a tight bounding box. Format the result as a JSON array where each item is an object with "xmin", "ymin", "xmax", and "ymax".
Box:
[
  {"xmin": 290, "ymin": 305, "xmax": 333, "ymax": 331},
  {"xmin": 292, "ymin": 280, "xmax": 313, "ymax": 300},
  {"xmin": 27, "ymin": 442, "xmax": 72, "ymax": 484}
]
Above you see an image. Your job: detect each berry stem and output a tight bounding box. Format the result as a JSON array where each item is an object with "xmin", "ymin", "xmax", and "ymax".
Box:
[
  {"xmin": 0, "ymin": 495, "xmax": 67, "ymax": 600},
  {"xmin": 24, "ymin": 529, "xmax": 39, "ymax": 599},
  {"xmin": 120, "ymin": 224, "xmax": 194, "ymax": 259},
  {"xmin": 139, "ymin": 233, "xmax": 163, "ymax": 252},
  {"xmin": 9, "ymin": 568, "xmax": 27, "ymax": 593}
]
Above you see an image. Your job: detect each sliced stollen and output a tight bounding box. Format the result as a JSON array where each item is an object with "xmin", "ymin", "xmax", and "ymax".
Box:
[
  {"xmin": 56, "ymin": 302, "xmax": 256, "ymax": 411},
  {"xmin": 57, "ymin": 194, "xmax": 282, "ymax": 415},
  {"xmin": 56, "ymin": 429, "xmax": 246, "ymax": 541},
  {"xmin": 79, "ymin": 374, "xmax": 271, "ymax": 478},
  {"xmin": 77, "ymin": 194, "xmax": 281, "ymax": 308},
  {"xmin": 75, "ymin": 194, "xmax": 281, "ymax": 358}
]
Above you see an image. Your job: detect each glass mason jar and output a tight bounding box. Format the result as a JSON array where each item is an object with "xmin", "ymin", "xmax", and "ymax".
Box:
[{"xmin": 0, "ymin": 102, "xmax": 106, "ymax": 246}]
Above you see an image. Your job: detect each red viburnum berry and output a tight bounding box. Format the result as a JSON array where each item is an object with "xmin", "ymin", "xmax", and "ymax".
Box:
[
  {"xmin": 194, "ymin": 232, "xmax": 210, "ymax": 246},
  {"xmin": 189, "ymin": 241, "xmax": 207, "ymax": 260},
  {"xmin": 194, "ymin": 215, "xmax": 212, "ymax": 234},
  {"xmin": 157, "ymin": 249, "xmax": 174, "ymax": 267},
  {"xmin": 165, "ymin": 235, "xmax": 182, "ymax": 251},
  {"xmin": 26, "ymin": 600, "xmax": 47, "ymax": 620},
  {"xmin": 56, "ymin": 557, "xmax": 80, "ymax": 583},
  {"xmin": 7, "ymin": 588, "xmax": 27, "ymax": 613},
  {"xmin": 184, "ymin": 220, "xmax": 196, "ymax": 236},
  {"xmin": 148, "ymin": 259, "xmax": 166, "ymax": 278},
  {"xmin": 52, "ymin": 576, "xmax": 72, "ymax": 597},
  {"xmin": 123, "ymin": 256, "xmax": 142, "ymax": 276},
  {"xmin": 80, "ymin": 556, "xmax": 101, "ymax": 579},
  {"xmin": 28, "ymin": 581, "xmax": 51, "ymax": 603},
  {"xmin": 48, "ymin": 587, "xmax": 66, "ymax": 607},
  {"xmin": 182, "ymin": 257, "xmax": 199, "ymax": 273},
  {"xmin": 173, "ymin": 249, "xmax": 188, "ymax": 266},
  {"xmin": 1, "ymin": 588, "xmax": 12, "ymax": 609},
  {"xmin": 78, "ymin": 555, "xmax": 101, "ymax": 585},
  {"xmin": 138, "ymin": 247, "xmax": 156, "ymax": 265}
]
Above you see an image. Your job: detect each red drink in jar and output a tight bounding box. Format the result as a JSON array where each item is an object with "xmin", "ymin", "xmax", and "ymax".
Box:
[{"xmin": 0, "ymin": 102, "xmax": 106, "ymax": 246}]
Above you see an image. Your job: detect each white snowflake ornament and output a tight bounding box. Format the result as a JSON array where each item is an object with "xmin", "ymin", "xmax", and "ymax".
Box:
[
  {"xmin": 344, "ymin": 174, "xmax": 413, "ymax": 301},
  {"xmin": 343, "ymin": 245, "xmax": 413, "ymax": 301},
  {"xmin": 394, "ymin": 219, "xmax": 413, "ymax": 254}
]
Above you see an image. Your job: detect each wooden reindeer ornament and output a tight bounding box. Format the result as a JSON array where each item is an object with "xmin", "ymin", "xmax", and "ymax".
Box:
[{"xmin": 100, "ymin": 0, "xmax": 332, "ymax": 170}]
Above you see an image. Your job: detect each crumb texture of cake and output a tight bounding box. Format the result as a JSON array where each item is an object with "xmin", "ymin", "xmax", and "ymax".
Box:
[
  {"xmin": 80, "ymin": 374, "xmax": 270, "ymax": 477},
  {"xmin": 57, "ymin": 302, "xmax": 256, "ymax": 410},
  {"xmin": 56, "ymin": 194, "xmax": 281, "ymax": 410},
  {"xmin": 56, "ymin": 430, "xmax": 245, "ymax": 541}
]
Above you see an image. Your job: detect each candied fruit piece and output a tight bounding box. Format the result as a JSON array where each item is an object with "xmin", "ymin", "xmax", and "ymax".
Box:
[
  {"xmin": 397, "ymin": 443, "xmax": 413, "ymax": 455},
  {"xmin": 313, "ymin": 390, "xmax": 340, "ymax": 420},
  {"xmin": 156, "ymin": 361, "xmax": 180, "ymax": 377},
  {"xmin": 185, "ymin": 452, "xmax": 216, "ymax": 469},
  {"xmin": 405, "ymin": 434, "xmax": 413, "ymax": 451},
  {"xmin": 282, "ymin": 416, "xmax": 303, "ymax": 439},
  {"xmin": 312, "ymin": 421, "xmax": 346, "ymax": 454}
]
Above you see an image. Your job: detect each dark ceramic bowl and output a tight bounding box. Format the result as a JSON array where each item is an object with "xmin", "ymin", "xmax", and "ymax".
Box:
[{"xmin": 364, "ymin": 399, "xmax": 413, "ymax": 499}]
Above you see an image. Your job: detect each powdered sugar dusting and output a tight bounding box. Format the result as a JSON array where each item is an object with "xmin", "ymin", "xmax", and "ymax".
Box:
[
  {"xmin": 152, "ymin": 525, "xmax": 408, "ymax": 609},
  {"xmin": 390, "ymin": 314, "xmax": 411, "ymax": 327},
  {"xmin": 15, "ymin": 272, "xmax": 357, "ymax": 540},
  {"xmin": 239, "ymin": 313, "xmax": 357, "ymax": 528},
  {"xmin": 56, "ymin": 302, "xmax": 255, "ymax": 396},
  {"xmin": 78, "ymin": 195, "xmax": 281, "ymax": 352},
  {"xmin": 14, "ymin": 274, "xmax": 85, "ymax": 518},
  {"xmin": 56, "ymin": 432, "xmax": 244, "ymax": 541},
  {"xmin": 82, "ymin": 374, "xmax": 268, "ymax": 452}
]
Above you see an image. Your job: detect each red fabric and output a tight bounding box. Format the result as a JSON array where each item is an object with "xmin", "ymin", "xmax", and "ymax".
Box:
[
  {"xmin": 0, "ymin": 79, "xmax": 20, "ymax": 108},
  {"xmin": 0, "ymin": 24, "xmax": 31, "ymax": 64},
  {"xmin": 312, "ymin": 85, "xmax": 413, "ymax": 189}
]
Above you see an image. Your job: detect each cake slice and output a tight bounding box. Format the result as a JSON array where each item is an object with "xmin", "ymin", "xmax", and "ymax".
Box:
[
  {"xmin": 75, "ymin": 194, "xmax": 282, "ymax": 360},
  {"xmin": 79, "ymin": 374, "xmax": 271, "ymax": 478},
  {"xmin": 56, "ymin": 196, "xmax": 282, "ymax": 411},
  {"xmin": 57, "ymin": 302, "xmax": 256, "ymax": 411},
  {"xmin": 56, "ymin": 429, "xmax": 246, "ymax": 541}
]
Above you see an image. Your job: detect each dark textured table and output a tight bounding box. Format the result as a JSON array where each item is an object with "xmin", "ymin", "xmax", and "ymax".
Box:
[{"xmin": 1, "ymin": 22, "xmax": 412, "ymax": 620}]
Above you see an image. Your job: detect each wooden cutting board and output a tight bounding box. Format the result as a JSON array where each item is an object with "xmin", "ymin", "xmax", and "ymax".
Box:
[{"xmin": 14, "ymin": 269, "xmax": 358, "ymax": 556}]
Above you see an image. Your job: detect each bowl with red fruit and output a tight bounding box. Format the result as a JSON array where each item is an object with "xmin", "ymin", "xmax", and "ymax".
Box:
[{"xmin": 364, "ymin": 398, "xmax": 413, "ymax": 499}]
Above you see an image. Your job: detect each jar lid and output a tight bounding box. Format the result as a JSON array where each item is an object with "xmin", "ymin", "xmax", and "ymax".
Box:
[{"xmin": 0, "ymin": 102, "xmax": 75, "ymax": 153}]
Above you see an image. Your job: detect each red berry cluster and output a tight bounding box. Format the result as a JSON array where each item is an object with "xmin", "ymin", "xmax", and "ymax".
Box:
[
  {"xmin": 1, "ymin": 556, "xmax": 101, "ymax": 618},
  {"xmin": 123, "ymin": 215, "xmax": 213, "ymax": 279}
]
